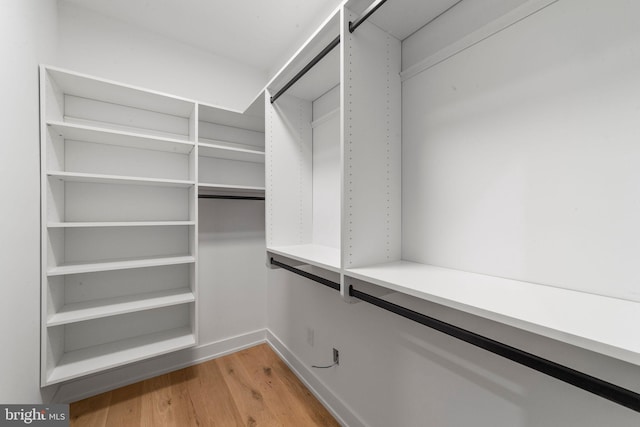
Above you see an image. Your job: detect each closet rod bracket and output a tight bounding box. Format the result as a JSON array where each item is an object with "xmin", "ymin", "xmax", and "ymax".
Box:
[{"xmin": 349, "ymin": 0, "xmax": 389, "ymax": 33}]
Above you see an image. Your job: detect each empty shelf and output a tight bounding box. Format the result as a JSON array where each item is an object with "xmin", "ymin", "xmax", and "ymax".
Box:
[
  {"xmin": 47, "ymin": 121, "xmax": 194, "ymax": 154},
  {"xmin": 47, "ymin": 255, "xmax": 195, "ymax": 276},
  {"xmin": 47, "ymin": 221, "xmax": 195, "ymax": 228},
  {"xmin": 268, "ymin": 244, "xmax": 341, "ymax": 272},
  {"xmin": 198, "ymin": 183, "xmax": 265, "ymax": 197},
  {"xmin": 47, "ymin": 171, "xmax": 195, "ymax": 188},
  {"xmin": 199, "ymin": 140, "xmax": 265, "ymax": 163},
  {"xmin": 46, "ymin": 327, "xmax": 196, "ymax": 384},
  {"xmin": 47, "ymin": 288, "xmax": 195, "ymax": 326},
  {"xmin": 346, "ymin": 260, "xmax": 640, "ymax": 366}
]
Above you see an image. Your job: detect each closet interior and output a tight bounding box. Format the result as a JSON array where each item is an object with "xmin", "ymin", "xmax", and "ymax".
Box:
[{"xmin": 265, "ymin": 0, "xmax": 640, "ymax": 394}]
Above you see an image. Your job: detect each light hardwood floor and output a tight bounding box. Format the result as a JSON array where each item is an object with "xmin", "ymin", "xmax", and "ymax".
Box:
[{"xmin": 70, "ymin": 343, "xmax": 340, "ymax": 426}]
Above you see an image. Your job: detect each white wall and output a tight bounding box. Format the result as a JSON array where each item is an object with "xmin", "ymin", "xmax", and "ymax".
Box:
[
  {"xmin": 0, "ymin": 0, "xmax": 57, "ymax": 404},
  {"xmin": 55, "ymin": 2, "xmax": 266, "ymax": 112},
  {"xmin": 197, "ymin": 199, "xmax": 266, "ymax": 345},
  {"xmin": 267, "ymin": 1, "xmax": 640, "ymax": 426},
  {"xmin": 402, "ymin": 0, "xmax": 640, "ymax": 302}
]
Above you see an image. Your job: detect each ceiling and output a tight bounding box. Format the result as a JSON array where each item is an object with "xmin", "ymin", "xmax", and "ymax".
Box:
[{"xmin": 61, "ymin": 0, "xmax": 345, "ymax": 75}]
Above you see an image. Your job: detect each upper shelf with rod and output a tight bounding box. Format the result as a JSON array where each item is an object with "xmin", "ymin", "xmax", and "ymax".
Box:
[
  {"xmin": 345, "ymin": 0, "xmax": 463, "ymax": 39},
  {"xmin": 268, "ymin": 10, "xmax": 341, "ymax": 103}
]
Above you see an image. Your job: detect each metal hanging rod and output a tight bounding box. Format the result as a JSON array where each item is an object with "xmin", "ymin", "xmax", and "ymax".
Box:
[
  {"xmin": 198, "ymin": 194, "xmax": 265, "ymax": 200},
  {"xmin": 349, "ymin": 0, "xmax": 389, "ymax": 33},
  {"xmin": 270, "ymin": 35, "xmax": 340, "ymax": 104},
  {"xmin": 270, "ymin": 257, "xmax": 639, "ymax": 411},
  {"xmin": 270, "ymin": 0, "xmax": 388, "ymax": 102},
  {"xmin": 269, "ymin": 257, "xmax": 340, "ymax": 291},
  {"xmin": 349, "ymin": 285, "xmax": 640, "ymax": 413}
]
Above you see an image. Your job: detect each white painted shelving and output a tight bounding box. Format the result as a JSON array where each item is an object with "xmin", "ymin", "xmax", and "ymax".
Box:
[
  {"xmin": 47, "ymin": 327, "xmax": 195, "ymax": 384},
  {"xmin": 265, "ymin": 0, "xmax": 640, "ymax": 369},
  {"xmin": 266, "ymin": 10, "xmax": 341, "ymax": 272},
  {"xmin": 47, "ymin": 171, "xmax": 195, "ymax": 188},
  {"xmin": 48, "ymin": 288, "xmax": 196, "ymax": 327},
  {"xmin": 40, "ymin": 65, "xmax": 198, "ymax": 386},
  {"xmin": 47, "ymin": 221, "xmax": 196, "ymax": 228},
  {"xmin": 46, "ymin": 255, "xmax": 196, "ymax": 276},
  {"xmin": 47, "ymin": 121, "xmax": 195, "ymax": 154},
  {"xmin": 198, "ymin": 99, "xmax": 265, "ymax": 197}
]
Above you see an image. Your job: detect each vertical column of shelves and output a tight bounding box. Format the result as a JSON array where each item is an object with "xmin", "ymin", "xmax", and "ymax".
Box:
[
  {"xmin": 266, "ymin": 10, "xmax": 343, "ymax": 273},
  {"xmin": 197, "ymin": 98, "xmax": 265, "ymax": 198},
  {"xmin": 40, "ymin": 65, "xmax": 198, "ymax": 385}
]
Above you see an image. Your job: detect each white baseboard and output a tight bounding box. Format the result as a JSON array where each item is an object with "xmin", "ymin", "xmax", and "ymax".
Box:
[
  {"xmin": 53, "ymin": 329, "xmax": 266, "ymax": 404},
  {"xmin": 265, "ymin": 329, "xmax": 366, "ymax": 427}
]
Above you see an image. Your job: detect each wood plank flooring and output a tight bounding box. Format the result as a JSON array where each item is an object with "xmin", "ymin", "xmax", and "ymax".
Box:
[{"xmin": 70, "ymin": 343, "xmax": 340, "ymax": 427}]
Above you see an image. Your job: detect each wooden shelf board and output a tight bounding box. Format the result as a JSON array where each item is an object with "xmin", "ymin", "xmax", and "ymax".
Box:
[
  {"xmin": 47, "ymin": 171, "xmax": 195, "ymax": 188},
  {"xmin": 199, "ymin": 140, "xmax": 265, "ymax": 163},
  {"xmin": 48, "ymin": 288, "xmax": 195, "ymax": 326},
  {"xmin": 47, "ymin": 221, "xmax": 195, "ymax": 228},
  {"xmin": 46, "ymin": 327, "xmax": 196, "ymax": 385},
  {"xmin": 346, "ymin": 260, "xmax": 640, "ymax": 366},
  {"xmin": 268, "ymin": 244, "xmax": 341, "ymax": 272},
  {"xmin": 47, "ymin": 121, "xmax": 194, "ymax": 154},
  {"xmin": 47, "ymin": 255, "xmax": 195, "ymax": 276}
]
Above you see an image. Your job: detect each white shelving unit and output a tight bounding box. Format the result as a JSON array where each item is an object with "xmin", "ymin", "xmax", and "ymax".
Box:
[
  {"xmin": 47, "ymin": 171, "xmax": 195, "ymax": 187},
  {"xmin": 47, "ymin": 221, "xmax": 196, "ymax": 228},
  {"xmin": 48, "ymin": 288, "xmax": 196, "ymax": 327},
  {"xmin": 198, "ymin": 97, "xmax": 265, "ymax": 197},
  {"xmin": 265, "ymin": 0, "xmax": 640, "ymax": 368},
  {"xmin": 47, "ymin": 326, "xmax": 195, "ymax": 384},
  {"xmin": 46, "ymin": 255, "xmax": 196, "ymax": 276},
  {"xmin": 346, "ymin": 261, "xmax": 640, "ymax": 366},
  {"xmin": 40, "ymin": 65, "xmax": 198, "ymax": 386},
  {"xmin": 266, "ymin": 10, "xmax": 341, "ymax": 272},
  {"xmin": 46, "ymin": 121, "xmax": 195, "ymax": 154}
]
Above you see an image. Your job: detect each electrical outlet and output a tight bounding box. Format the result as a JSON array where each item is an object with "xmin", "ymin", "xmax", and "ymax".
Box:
[{"xmin": 333, "ymin": 348, "xmax": 339, "ymax": 365}]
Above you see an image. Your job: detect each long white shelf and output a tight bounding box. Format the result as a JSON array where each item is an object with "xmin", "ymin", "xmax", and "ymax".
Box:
[
  {"xmin": 268, "ymin": 244, "xmax": 341, "ymax": 272},
  {"xmin": 346, "ymin": 261, "xmax": 640, "ymax": 366},
  {"xmin": 198, "ymin": 183, "xmax": 265, "ymax": 197},
  {"xmin": 47, "ymin": 221, "xmax": 195, "ymax": 228},
  {"xmin": 46, "ymin": 327, "xmax": 196, "ymax": 385},
  {"xmin": 47, "ymin": 171, "xmax": 195, "ymax": 188},
  {"xmin": 47, "ymin": 121, "xmax": 194, "ymax": 154},
  {"xmin": 45, "ymin": 66, "xmax": 195, "ymax": 118},
  {"xmin": 199, "ymin": 140, "xmax": 265, "ymax": 163},
  {"xmin": 47, "ymin": 288, "xmax": 195, "ymax": 326},
  {"xmin": 47, "ymin": 255, "xmax": 195, "ymax": 276}
]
